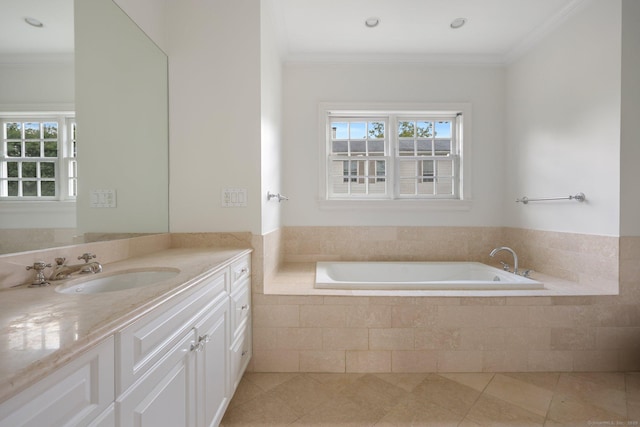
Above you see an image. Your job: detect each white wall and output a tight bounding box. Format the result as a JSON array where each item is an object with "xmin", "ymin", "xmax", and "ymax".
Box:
[
  {"xmin": 504, "ymin": 0, "xmax": 621, "ymax": 236},
  {"xmin": 260, "ymin": 0, "xmax": 284, "ymax": 234},
  {"xmin": 281, "ymin": 63, "xmax": 505, "ymax": 226},
  {"xmin": 168, "ymin": 0, "xmax": 263, "ymax": 235},
  {"xmin": 620, "ymin": 0, "xmax": 640, "ymax": 237},
  {"xmin": 112, "ymin": 0, "xmax": 169, "ymax": 53},
  {"xmin": 0, "ymin": 60, "xmax": 74, "ymax": 109}
]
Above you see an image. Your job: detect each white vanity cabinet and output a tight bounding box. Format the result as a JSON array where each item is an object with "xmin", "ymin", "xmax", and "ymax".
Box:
[
  {"xmin": 0, "ymin": 337, "xmax": 115, "ymax": 427},
  {"xmin": 115, "ymin": 269, "xmax": 230, "ymax": 427},
  {"xmin": 0, "ymin": 250, "xmax": 252, "ymax": 427}
]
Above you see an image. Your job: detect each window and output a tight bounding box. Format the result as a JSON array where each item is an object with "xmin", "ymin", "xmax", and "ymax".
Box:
[
  {"xmin": 1, "ymin": 114, "xmax": 76, "ymax": 200},
  {"xmin": 322, "ymin": 105, "xmax": 467, "ymax": 203}
]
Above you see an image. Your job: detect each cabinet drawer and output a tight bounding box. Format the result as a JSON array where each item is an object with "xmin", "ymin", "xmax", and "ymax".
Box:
[
  {"xmin": 229, "ymin": 325, "xmax": 252, "ymax": 391},
  {"xmin": 116, "ymin": 270, "xmax": 227, "ymax": 394},
  {"xmin": 0, "ymin": 337, "xmax": 114, "ymax": 427},
  {"xmin": 230, "ymin": 281, "xmax": 250, "ymax": 340},
  {"xmin": 229, "ymin": 255, "xmax": 250, "ymax": 292}
]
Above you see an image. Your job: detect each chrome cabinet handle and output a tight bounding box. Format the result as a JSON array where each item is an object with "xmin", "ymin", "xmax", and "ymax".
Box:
[
  {"xmin": 241, "ymin": 304, "xmax": 249, "ymax": 310},
  {"xmin": 190, "ymin": 334, "xmax": 210, "ymax": 352}
]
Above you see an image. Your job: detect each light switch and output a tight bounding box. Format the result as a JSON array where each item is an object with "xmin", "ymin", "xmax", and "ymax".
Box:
[
  {"xmin": 90, "ymin": 189, "xmax": 117, "ymax": 208},
  {"xmin": 221, "ymin": 188, "xmax": 247, "ymax": 207}
]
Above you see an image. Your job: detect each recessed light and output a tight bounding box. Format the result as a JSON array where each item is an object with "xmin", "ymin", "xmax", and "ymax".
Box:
[
  {"xmin": 24, "ymin": 17, "xmax": 44, "ymax": 28},
  {"xmin": 450, "ymin": 17, "xmax": 467, "ymax": 29},
  {"xmin": 365, "ymin": 17, "xmax": 380, "ymax": 28}
]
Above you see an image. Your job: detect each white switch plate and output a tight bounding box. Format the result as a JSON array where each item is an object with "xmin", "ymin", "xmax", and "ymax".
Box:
[
  {"xmin": 221, "ymin": 188, "xmax": 247, "ymax": 207},
  {"xmin": 90, "ymin": 189, "xmax": 117, "ymax": 208}
]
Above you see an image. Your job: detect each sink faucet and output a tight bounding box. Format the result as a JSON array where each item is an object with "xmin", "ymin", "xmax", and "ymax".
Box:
[
  {"xmin": 489, "ymin": 246, "xmax": 519, "ymax": 275},
  {"xmin": 50, "ymin": 253, "xmax": 103, "ymax": 280}
]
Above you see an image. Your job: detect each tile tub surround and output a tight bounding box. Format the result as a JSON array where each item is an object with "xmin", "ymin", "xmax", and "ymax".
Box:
[
  {"xmin": 0, "ymin": 246, "xmax": 252, "ymax": 403},
  {"xmin": 249, "ymin": 227, "xmax": 640, "ymax": 373}
]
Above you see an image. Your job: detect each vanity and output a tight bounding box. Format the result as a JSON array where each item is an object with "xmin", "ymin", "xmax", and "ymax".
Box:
[{"xmin": 0, "ymin": 248, "xmax": 252, "ymax": 427}]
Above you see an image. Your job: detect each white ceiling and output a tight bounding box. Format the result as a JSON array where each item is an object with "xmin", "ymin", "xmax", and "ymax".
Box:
[
  {"xmin": 268, "ymin": 0, "xmax": 586, "ymax": 63},
  {"xmin": 0, "ymin": 0, "xmax": 585, "ymax": 64},
  {"xmin": 0, "ymin": 0, "xmax": 74, "ymax": 56}
]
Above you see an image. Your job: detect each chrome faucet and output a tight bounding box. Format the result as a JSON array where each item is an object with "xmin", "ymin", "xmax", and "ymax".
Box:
[
  {"xmin": 50, "ymin": 253, "xmax": 103, "ymax": 280},
  {"xmin": 489, "ymin": 246, "xmax": 519, "ymax": 275}
]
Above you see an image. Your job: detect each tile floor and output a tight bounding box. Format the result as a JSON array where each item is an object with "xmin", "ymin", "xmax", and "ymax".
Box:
[{"xmin": 221, "ymin": 371, "xmax": 640, "ymax": 426}]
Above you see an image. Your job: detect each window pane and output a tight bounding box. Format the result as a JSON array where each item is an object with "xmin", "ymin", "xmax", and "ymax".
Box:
[
  {"xmin": 368, "ymin": 140, "xmax": 384, "ymax": 155},
  {"xmin": 25, "ymin": 141, "xmax": 40, "ymax": 157},
  {"xmin": 331, "ymin": 175, "xmax": 348, "ymax": 194},
  {"xmin": 422, "ymin": 160, "xmax": 435, "ymax": 182},
  {"xmin": 23, "ymin": 181, "xmax": 37, "ymax": 196},
  {"xmin": 399, "ymin": 140, "xmax": 414, "ymax": 156},
  {"xmin": 41, "ymin": 162, "xmax": 56, "ymax": 178},
  {"xmin": 332, "ymin": 122, "xmax": 348, "ymax": 139},
  {"xmin": 398, "ymin": 160, "xmax": 418, "ymax": 179},
  {"xmin": 417, "ymin": 121, "xmax": 433, "ymax": 138},
  {"xmin": 350, "ymin": 141, "xmax": 366, "ymax": 154},
  {"xmin": 368, "ymin": 121, "xmax": 385, "ymax": 139},
  {"xmin": 5, "ymin": 122, "xmax": 21, "ymax": 139},
  {"xmin": 350, "ymin": 122, "xmax": 366, "ymax": 139},
  {"xmin": 24, "ymin": 123, "xmax": 40, "ymax": 139},
  {"xmin": 399, "ymin": 178, "xmax": 416, "ymax": 195},
  {"xmin": 8, "ymin": 181, "xmax": 18, "ymax": 196},
  {"xmin": 332, "ymin": 141, "xmax": 348, "ymax": 153},
  {"xmin": 41, "ymin": 181, "xmax": 56, "ymax": 196},
  {"xmin": 437, "ymin": 160, "xmax": 453, "ymax": 177},
  {"xmin": 398, "ymin": 121, "xmax": 415, "ymax": 137},
  {"xmin": 7, "ymin": 162, "xmax": 18, "ymax": 177},
  {"xmin": 416, "ymin": 140, "xmax": 431, "ymax": 155},
  {"xmin": 22, "ymin": 162, "xmax": 37, "ymax": 177},
  {"xmin": 7, "ymin": 142, "xmax": 21, "ymax": 157},
  {"xmin": 43, "ymin": 122, "xmax": 58, "ymax": 138},
  {"xmin": 44, "ymin": 141, "xmax": 58, "ymax": 157},
  {"xmin": 437, "ymin": 178, "xmax": 453, "ymax": 195},
  {"xmin": 417, "ymin": 180, "xmax": 435, "ymax": 195},
  {"xmin": 434, "ymin": 140, "xmax": 451, "ymax": 156},
  {"xmin": 435, "ymin": 121, "xmax": 452, "ymax": 138}
]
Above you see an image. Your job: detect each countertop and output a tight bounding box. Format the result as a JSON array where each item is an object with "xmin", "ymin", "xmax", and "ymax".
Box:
[{"xmin": 0, "ymin": 247, "xmax": 251, "ymax": 404}]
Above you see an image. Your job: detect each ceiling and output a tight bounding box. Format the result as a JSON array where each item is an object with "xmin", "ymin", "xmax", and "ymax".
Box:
[
  {"xmin": 268, "ymin": 0, "xmax": 585, "ymax": 63},
  {"xmin": 0, "ymin": 0, "xmax": 73, "ymax": 56},
  {"xmin": 0, "ymin": 0, "xmax": 585, "ymax": 64}
]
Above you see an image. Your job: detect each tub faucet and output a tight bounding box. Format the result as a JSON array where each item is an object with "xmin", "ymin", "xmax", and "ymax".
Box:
[
  {"xmin": 49, "ymin": 253, "xmax": 103, "ymax": 280},
  {"xmin": 489, "ymin": 246, "xmax": 519, "ymax": 275}
]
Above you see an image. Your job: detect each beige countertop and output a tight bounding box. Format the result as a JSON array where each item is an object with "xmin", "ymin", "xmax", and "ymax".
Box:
[{"xmin": 0, "ymin": 247, "xmax": 251, "ymax": 404}]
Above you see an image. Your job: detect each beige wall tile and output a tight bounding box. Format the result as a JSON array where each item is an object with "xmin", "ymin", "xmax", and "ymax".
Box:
[
  {"xmin": 299, "ymin": 350, "xmax": 346, "ymax": 372},
  {"xmin": 414, "ymin": 328, "xmax": 461, "ymax": 350},
  {"xmin": 370, "ymin": 328, "xmax": 415, "ymax": 350},
  {"xmin": 346, "ymin": 305, "xmax": 392, "ymax": 328},
  {"xmin": 482, "ymin": 350, "xmax": 529, "ymax": 372},
  {"xmin": 550, "ymin": 328, "xmax": 596, "ymax": 350},
  {"xmin": 572, "ymin": 350, "xmax": 619, "ymax": 371},
  {"xmin": 252, "ymin": 350, "xmax": 299, "ymax": 372},
  {"xmin": 253, "ymin": 305, "xmax": 299, "ymax": 328},
  {"xmin": 346, "ymin": 350, "xmax": 392, "ymax": 372},
  {"xmin": 391, "ymin": 350, "xmax": 438, "ymax": 372},
  {"xmin": 299, "ymin": 305, "xmax": 348, "ymax": 328},
  {"xmin": 277, "ymin": 328, "xmax": 323, "ymax": 350},
  {"xmin": 391, "ymin": 305, "xmax": 437, "ymax": 328},
  {"xmin": 527, "ymin": 351, "xmax": 573, "ymax": 372},
  {"xmin": 322, "ymin": 328, "xmax": 369, "ymax": 350},
  {"xmin": 438, "ymin": 351, "xmax": 483, "ymax": 372}
]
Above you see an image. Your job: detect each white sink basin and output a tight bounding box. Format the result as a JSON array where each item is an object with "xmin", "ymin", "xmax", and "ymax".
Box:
[{"xmin": 56, "ymin": 269, "xmax": 180, "ymax": 294}]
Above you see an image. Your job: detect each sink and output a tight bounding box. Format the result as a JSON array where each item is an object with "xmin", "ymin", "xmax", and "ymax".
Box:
[{"xmin": 55, "ymin": 269, "xmax": 180, "ymax": 294}]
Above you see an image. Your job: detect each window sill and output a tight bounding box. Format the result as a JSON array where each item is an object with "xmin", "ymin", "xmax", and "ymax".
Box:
[{"xmin": 317, "ymin": 198, "xmax": 473, "ymax": 211}]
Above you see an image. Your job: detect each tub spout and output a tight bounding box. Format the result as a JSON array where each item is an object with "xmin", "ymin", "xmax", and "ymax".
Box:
[{"xmin": 490, "ymin": 246, "xmax": 519, "ymax": 275}]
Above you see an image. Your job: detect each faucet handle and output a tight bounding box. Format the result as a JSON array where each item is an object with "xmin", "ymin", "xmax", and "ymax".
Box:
[
  {"xmin": 26, "ymin": 261, "xmax": 52, "ymax": 271},
  {"xmin": 54, "ymin": 257, "xmax": 66, "ymax": 266},
  {"xmin": 522, "ymin": 269, "xmax": 533, "ymax": 278},
  {"xmin": 499, "ymin": 261, "xmax": 510, "ymax": 271},
  {"xmin": 78, "ymin": 253, "xmax": 97, "ymax": 263}
]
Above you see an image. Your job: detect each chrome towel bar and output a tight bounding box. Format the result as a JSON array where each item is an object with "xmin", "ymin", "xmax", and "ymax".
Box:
[{"xmin": 516, "ymin": 192, "xmax": 586, "ymax": 204}]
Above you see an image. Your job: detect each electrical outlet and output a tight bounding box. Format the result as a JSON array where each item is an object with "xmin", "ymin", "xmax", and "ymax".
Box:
[{"xmin": 90, "ymin": 189, "xmax": 117, "ymax": 208}]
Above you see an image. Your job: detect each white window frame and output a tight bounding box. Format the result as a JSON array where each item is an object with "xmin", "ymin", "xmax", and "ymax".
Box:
[
  {"xmin": 318, "ymin": 102, "xmax": 472, "ymax": 210},
  {"xmin": 0, "ymin": 112, "xmax": 76, "ymax": 202}
]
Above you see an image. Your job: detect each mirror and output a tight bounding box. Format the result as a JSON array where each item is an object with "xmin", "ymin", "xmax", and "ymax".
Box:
[{"xmin": 0, "ymin": 0, "xmax": 169, "ymax": 254}]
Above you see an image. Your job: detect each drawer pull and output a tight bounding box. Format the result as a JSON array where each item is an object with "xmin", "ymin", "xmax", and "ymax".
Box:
[
  {"xmin": 190, "ymin": 334, "xmax": 210, "ymax": 352},
  {"xmin": 241, "ymin": 304, "xmax": 249, "ymax": 311},
  {"xmin": 241, "ymin": 350, "xmax": 248, "ymax": 356},
  {"xmin": 240, "ymin": 267, "xmax": 249, "ymax": 274}
]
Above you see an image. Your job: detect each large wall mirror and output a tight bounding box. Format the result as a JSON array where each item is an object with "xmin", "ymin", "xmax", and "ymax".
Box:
[{"xmin": 0, "ymin": 0, "xmax": 168, "ymax": 254}]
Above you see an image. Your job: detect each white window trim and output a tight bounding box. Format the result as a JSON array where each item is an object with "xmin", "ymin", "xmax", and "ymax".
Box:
[
  {"xmin": 0, "ymin": 111, "xmax": 76, "ymax": 210},
  {"xmin": 318, "ymin": 102, "xmax": 473, "ymax": 210}
]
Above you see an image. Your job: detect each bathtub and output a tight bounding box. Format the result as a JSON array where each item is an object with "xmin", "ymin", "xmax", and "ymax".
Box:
[{"xmin": 315, "ymin": 261, "xmax": 544, "ymax": 290}]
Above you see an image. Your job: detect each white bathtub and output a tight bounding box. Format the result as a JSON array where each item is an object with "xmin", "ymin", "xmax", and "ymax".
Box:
[{"xmin": 315, "ymin": 261, "xmax": 544, "ymax": 290}]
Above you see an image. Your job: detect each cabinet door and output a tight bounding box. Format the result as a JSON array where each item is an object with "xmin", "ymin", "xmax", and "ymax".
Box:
[
  {"xmin": 117, "ymin": 330, "xmax": 197, "ymax": 427},
  {"xmin": 0, "ymin": 337, "xmax": 114, "ymax": 427},
  {"xmin": 194, "ymin": 298, "xmax": 230, "ymax": 427}
]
